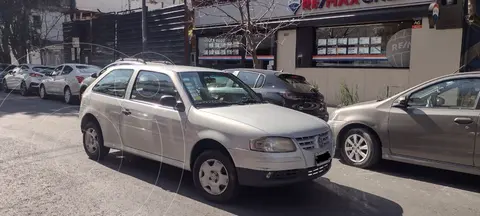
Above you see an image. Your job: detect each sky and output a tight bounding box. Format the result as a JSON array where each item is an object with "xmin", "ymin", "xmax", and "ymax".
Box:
[{"xmin": 75, "ymin": 0, "xmax": 172, "ymax": 13}]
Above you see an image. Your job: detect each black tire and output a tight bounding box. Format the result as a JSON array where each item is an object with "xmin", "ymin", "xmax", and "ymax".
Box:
[
  {"xmin": 20, "ymin": 81, "xmax": 29, "ymax": 96},
  {"xmin": 64, "ymin": 86, "xmax": 78, "ymax": 104},
  {"xmin": 82, "ymin": 121, "xmax": 110, "ymax": 161},
  {"xmin": 39, "ymin": 84, "xmax": 48, "ymax": 99},
  {"xmin": 3, "ymin": 79, "xmax": 9, "ymax": 93},
  {"xmin": 192, "ymin": 150, "xmax": 239, "ymax": 203},
  {"xmin": 339, "ymin": 128, "xmax": 381, "ymax": 169}
]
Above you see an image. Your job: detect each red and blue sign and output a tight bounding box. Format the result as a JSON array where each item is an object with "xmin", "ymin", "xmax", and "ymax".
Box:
[{"xmin": 288, "ymin": 0, "xmax": 387, "ymax": 14}]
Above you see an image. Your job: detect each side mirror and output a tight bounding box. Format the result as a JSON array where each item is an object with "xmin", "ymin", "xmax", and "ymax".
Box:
[
  {"xmin": 175, "ymin": 101, "xmax": 186, "ymax": 112},
  {"xmin": 91, "ymin": 73, "xmax": 98, "ymax": 78},
  {"xmin": 392, "ymin": 96, "xmax": 408, "ymax": 108},
  {"xmin": 159, "ymin": 95, "xmax": 177, "ymax": 107}
]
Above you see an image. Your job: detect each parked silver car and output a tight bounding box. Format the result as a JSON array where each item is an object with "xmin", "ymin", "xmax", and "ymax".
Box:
[
  {"xmin": 79, "ymin": 64, "xmax": 333, "ymax": 202},
  {"xmin": 39, "ymin": 64, "xmax": 101, "ymax": 104},
  {"xmin": 329, "ymin": 72, "xmax": 480, "ymax": 176},
  {"xmin": 2, "ymin": 64, "xmax": 54, "ymax": 96}
]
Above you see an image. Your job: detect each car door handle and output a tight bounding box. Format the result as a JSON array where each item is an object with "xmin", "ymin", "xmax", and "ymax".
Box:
[
  {"xmin": 121, "ymin": 109, "xmax": 131, "ymax": 115},
  {"xmin": 454, "ymin": 117, "xmax": 473, "ymax": 125}
]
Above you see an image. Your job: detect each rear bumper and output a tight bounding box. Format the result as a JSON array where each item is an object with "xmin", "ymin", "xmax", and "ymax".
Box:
[{"xmin": 237, "ymin": 161, "xmax": 331, "ymax": 187}]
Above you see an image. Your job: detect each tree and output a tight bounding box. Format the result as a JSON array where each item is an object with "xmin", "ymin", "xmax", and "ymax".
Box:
[
  {"xmin": 0, "ymin": 0, "xmax": 67, "ymax": 64},
  {"xmin": 192, "ymin": 0, "xmax": 297, "ymax": 68}
]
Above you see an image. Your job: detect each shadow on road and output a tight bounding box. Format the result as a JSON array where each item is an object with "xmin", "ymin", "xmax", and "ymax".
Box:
[
  {"xmin": 370, "ymin": 160, "xmax": 480, "ymax": 193},
  {"xmin": 0, "ymin": 92, "xmax": 78, "ymax": 117},
  {"xmin": 98, "ymin": 151, "xmax": 403, "ymax": 216}
]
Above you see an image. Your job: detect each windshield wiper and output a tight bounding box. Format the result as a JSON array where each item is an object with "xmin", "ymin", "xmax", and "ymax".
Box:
[
  {"xmin": 195, "ymin": 100, "xmax": 235, "ymax": 107},
  {"xmin": 237, "ymin": 98, "xmax": 263, "ymax": 105}
]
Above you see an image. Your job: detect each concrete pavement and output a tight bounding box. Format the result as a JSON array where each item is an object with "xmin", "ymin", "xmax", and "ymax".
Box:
[{"xmin": 0, "ymin": 92, "xmax": 479, "ymax": 216}]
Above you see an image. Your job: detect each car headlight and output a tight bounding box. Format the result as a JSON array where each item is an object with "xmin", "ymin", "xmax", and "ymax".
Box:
[{"xmin": 249, "ymin": 137, "xmax": 297, "ymax": 153}]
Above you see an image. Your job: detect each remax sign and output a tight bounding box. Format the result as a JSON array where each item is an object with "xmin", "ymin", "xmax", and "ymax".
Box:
[{"xmin": 288, "ymin": 0, "xmax": 397, "ymax": 14}]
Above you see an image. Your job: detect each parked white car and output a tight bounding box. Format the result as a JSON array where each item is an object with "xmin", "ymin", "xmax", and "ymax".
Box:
[
  {"xmin": 39, "ymin": 64, "xmax": 101, "ymax": 104},
  {"xmin": 79, "ymin": 64, "xmax": 334, "ymax": 202},
  {"xmin": 2, "ymin": 64, "xmax": 55, "ymax": 96}
]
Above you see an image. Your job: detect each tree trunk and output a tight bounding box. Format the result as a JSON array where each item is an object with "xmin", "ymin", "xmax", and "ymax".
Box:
[{"xmin": 251, "ymin": 51, "xmax": 260, "ymax": 69}]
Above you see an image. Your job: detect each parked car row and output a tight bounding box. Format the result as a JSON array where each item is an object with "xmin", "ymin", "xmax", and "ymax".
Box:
[{"xmin": 4, "ymin": 58, "xmax": 480, "ymax": 203}]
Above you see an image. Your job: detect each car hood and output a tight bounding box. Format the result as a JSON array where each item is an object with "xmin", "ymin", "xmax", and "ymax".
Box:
[{"xmin": 199, "ymin": 103, "xmax": 329, "ymax": 137}]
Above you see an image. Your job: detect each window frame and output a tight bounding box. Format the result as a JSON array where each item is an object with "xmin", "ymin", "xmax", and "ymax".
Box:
[
  {"xmin": 61, "ymin": 65, "xmax": 74, "ymax": 75},
  {"xmin": 311, "ymin": 21, "xmax": 413, "ymax": 69},
  {"xmin": 406, "ymin": 77, "xmax": 480, "ymax": 110},
  {"xmin": 129, "ymin": 70, "xmax": 178, "ymax": 108},
  {"xmin": 91, "ymin": 68, "xmax": 135, "ymax": 99}
]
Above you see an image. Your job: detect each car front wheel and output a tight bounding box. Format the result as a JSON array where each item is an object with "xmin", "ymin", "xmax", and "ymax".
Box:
[
  {"xmin": 193, "ymin": 150, "xmax": 239, "ymax": 203},
  {"xmin": 82, "ymin": 121, "xmax": 110, "ymax": 160},
  {"xmin": 39, "ymin": 85, "xmax": 48, "ymax": 99},
  {"xmin": 20, "ymin": 81, "xmax": 29, "ymax": 96},
  {"xmin": 340, "ymin": 128, "xmax": 381, "ymax": 169}
]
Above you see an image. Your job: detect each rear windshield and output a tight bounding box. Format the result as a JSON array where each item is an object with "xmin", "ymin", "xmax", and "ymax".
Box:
[
  {"xmin": 32, "ymin": 66, "xmax": 55, "ymax": 73},
  {"xmin": 277, "ymin": 74, "xmax": 315, "ymax": 93},
  {"xmin": 76, "ymin": 65, "xmax": 101, "ymax": 74}
]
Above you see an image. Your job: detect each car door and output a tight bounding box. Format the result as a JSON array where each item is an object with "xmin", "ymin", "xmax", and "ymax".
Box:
[
  {"xmin": 12, "ymin": 65, "xmax": 28, "ymax": 89},
  {"xmin": 55, "ymin": 65, "xmax": 74, "ymax": 94},
  {"xmin": 46, "ymin": 65, "xmax": 64, "ymax": 94},
  {"xmin": 5, "ymin": 66, "xmax": 20, "ymax": 89},
  {"xmin": 388, "ymin": 78, "xmax": 480, "ymax": 166},
  {"xmin": 120, "ymin": 70, "xmax": 184, "ymax": 162},
  {"xmin": 90, "ymin": 68, "xmax": 135, "ymax": 148}
]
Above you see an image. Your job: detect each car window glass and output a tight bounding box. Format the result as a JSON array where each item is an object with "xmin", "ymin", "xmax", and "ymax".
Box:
[
  {"xmin": 130, "ymin": 71, "xmax": 176, "ymax": 105},
  {"xmin": 52, "ymin": 66, "xmax": 63, "ymax": 76},
  {"xmin": 62, "ymin": 66, "xmax": 74, "ymax": 75},
  {"xmin": 237, "ymin": 71, "xmax": 260, "ymax": 88},
  {"xmin": 254, "ymin": 75, "xmax": 265, "ymax": 88},
  {"xmin": 92, "ymin": 69, "xmax": 134, "ymax": 98},
  {"xmin": 409, "ymin": 78, "xmax": 480, "ymax": 109}
]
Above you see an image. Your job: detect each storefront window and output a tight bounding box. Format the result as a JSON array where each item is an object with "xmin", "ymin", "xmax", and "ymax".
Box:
[
  {"xmin": 198, "ymin": 35, "xmax": 243, "ymax": 70},
  {"xmin": 314, "ymin": 22, "xmax": 413, "ymax": 68}
]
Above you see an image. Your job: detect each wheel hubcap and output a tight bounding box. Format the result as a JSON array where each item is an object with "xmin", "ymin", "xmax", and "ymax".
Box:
[
  {"xmin": 65, "ymin": 90, "xmax": 70, "ymax": 103},
  {"xmin": 345, "ymin": 134, "xmax": 369, "ymax": 163},
  {"xmin": 40, "ymin": 87, "xmax": 45, "ymax": 98},
  {"xmin": 85, "ymin": 128, "xmax": 99, "ymax": 154},
  {"xmin": 199, "ymin": 159, "xmax": 229, "ymax": 195}
]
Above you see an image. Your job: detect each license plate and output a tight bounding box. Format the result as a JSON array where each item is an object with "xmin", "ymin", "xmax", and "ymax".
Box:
[{"xmin": 314, "ymin": 152, "xmax": 323, "ymax": 166}]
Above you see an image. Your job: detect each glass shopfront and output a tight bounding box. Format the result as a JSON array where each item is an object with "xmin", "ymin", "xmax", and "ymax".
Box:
[
  {"xmin": 313, "ymin": 21, "xmax": 413, "ymax": 68},
  {"xmin": 197, "ymin": 34, "xmax": 275, "ymax": 70}
]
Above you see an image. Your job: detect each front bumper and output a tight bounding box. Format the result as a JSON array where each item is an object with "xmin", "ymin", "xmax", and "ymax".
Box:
[{"xmin": 237, "ymin": 161, "xmax": 331, "ymax": 187}]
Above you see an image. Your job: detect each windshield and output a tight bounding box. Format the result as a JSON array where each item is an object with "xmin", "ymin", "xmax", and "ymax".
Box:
[
  {"xmin": 179, "ymin": 71, "xmax": 263, "ymax": 107},
  {"xmin": 76, "ymin": 65, "xmax": 101, "ymax": 74},
  {"xmin": 277, "ymin": 73, "xmax": 317, "ymax": 93},
  {"xmin": 39, "ymin": 68, "xmax": 54, "ymax": 74},
  {"xmin": 32, "ymin": 66, "xmax": 54, "ymax": 73}
]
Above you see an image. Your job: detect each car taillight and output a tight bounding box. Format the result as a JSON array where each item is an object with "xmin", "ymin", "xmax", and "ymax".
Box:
[
  {"xmin": 29, "ymin": 73, "xmax": 42, "ymax": 77},
  {"xmin": 280, "ymin": 92, "xmax": 301, "ymax": 100},
  {"xmin": 75, "ymin": 76, "xmax": 84, "ymax": 83}
]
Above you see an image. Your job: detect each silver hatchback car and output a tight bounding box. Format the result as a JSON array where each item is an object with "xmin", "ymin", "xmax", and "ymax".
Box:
[{"xmin": 79, "ymin": 64, "xmax": 334, "ymax": 202}]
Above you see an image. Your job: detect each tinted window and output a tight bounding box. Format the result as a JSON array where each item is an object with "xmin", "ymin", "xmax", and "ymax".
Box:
[
  {"xmin": 409, "ymin": 78, "xmax": 480, "ymax": 109},
  {"xmin": 62, "ymin": 66, "xmax": 74, "ymax": 75},
  {"xmin": 32, "ymin": 66, "xmax": 54, "ymax": 73},
  {"xmin": 92, "ymin": 69, "xmax": 134, "ymax": 98},
  {"xmin": 52, "ymin": 66, "xmax": 63, "ymax": 76},
  {"xmin": 76, "ymin": 65, "xmax": 101, "ymax": 74},
  {"xmin": 21, "ymin": 65, "xmax": 29, "ymax": 70},
  {"xmin": 131, "ymin": 71, "xmax": 176, "ymax": 105},
  {"xmin": 278, "ymin": 74, "xmax": 314, "ymax": 93},
  {"xmin": 237, "ymin": 71, "xmax": 260, "ymax": 88}
]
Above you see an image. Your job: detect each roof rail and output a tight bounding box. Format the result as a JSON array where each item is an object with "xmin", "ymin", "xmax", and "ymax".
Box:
[{"xmin": 116, "ymin": 58, "xmax": 147, "ymax": 64}]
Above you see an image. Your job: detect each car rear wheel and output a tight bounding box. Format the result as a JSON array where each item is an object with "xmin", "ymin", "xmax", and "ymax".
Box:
[
  {"xmin": 2, "ymin": 80, "xmax": 8, "ymax": 93},
  {"xmin": 340, "ymin": 128, "xmax": 381, "ymax": 169},
  {"xmin": 39, "ymin": 85, "xmax": 48, "ymax": 99},
  {"xmin": 20, "ymin": 81, "xmax": 29, "ymax": 96},
  {"xmin": 82, "ymin": 121, "xmax": 110, "ymax": 160},
  {"xmin": 193, "ymin": 150, "xmax": 239, "ymax": 203},
  {"xmin": 64, "ymin": 86, "xmax": 78, "ymax": 104}
]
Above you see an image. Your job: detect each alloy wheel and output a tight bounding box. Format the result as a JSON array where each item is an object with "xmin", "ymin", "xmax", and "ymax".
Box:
[
  {"xmin": 40, "ymin": 86, "xmax": 45, "ymax": 98},
  {"xmin": 64, "ymin": 89, "xmax": 71, "ymax": 103},
  {"xmin": 198, "ymin": 159, "xmax": 229, "ymax": 195},
  {"xmin": 84, "ymin": 128, "xmax": 99, "ymax": 154},
  {"xmin": 21, "ymin": 82, "xmax": 27, "ymax": 95},
  {"xmin": 344, "ymin": 134, "xmax": 369, "ymax": 163}
]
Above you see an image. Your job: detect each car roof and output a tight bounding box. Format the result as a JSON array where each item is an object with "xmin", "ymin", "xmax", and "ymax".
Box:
[{"xmin": 111, "ymin": 64, "xmax": 223, "ymax": 74}]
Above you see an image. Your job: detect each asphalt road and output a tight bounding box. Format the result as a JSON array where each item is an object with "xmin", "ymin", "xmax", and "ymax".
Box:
[{"xmin": 0, "ymin": 92, "xmax": 480, "ymax": 216}]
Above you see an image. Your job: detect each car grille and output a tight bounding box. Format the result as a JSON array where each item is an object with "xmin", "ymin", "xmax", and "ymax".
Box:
[{"xmin": 295, "ymin": 131, "xmax": 330, "ymax": 150}]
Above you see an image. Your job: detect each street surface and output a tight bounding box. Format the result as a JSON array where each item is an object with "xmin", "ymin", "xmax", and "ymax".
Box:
[{"xmin": 0, "ymin": 92, "xmax": 479, "ymax": 216}]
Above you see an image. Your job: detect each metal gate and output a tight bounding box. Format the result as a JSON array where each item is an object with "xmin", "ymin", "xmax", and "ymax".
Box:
[{"xmin": 63, "ymin": 5, "xmax": 188, "ymax": 67}]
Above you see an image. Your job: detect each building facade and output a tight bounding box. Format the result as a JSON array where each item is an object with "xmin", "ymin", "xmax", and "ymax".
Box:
[{"xmin": 194, "ymin": 0, "xmax": 465, "ymax": 105}]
